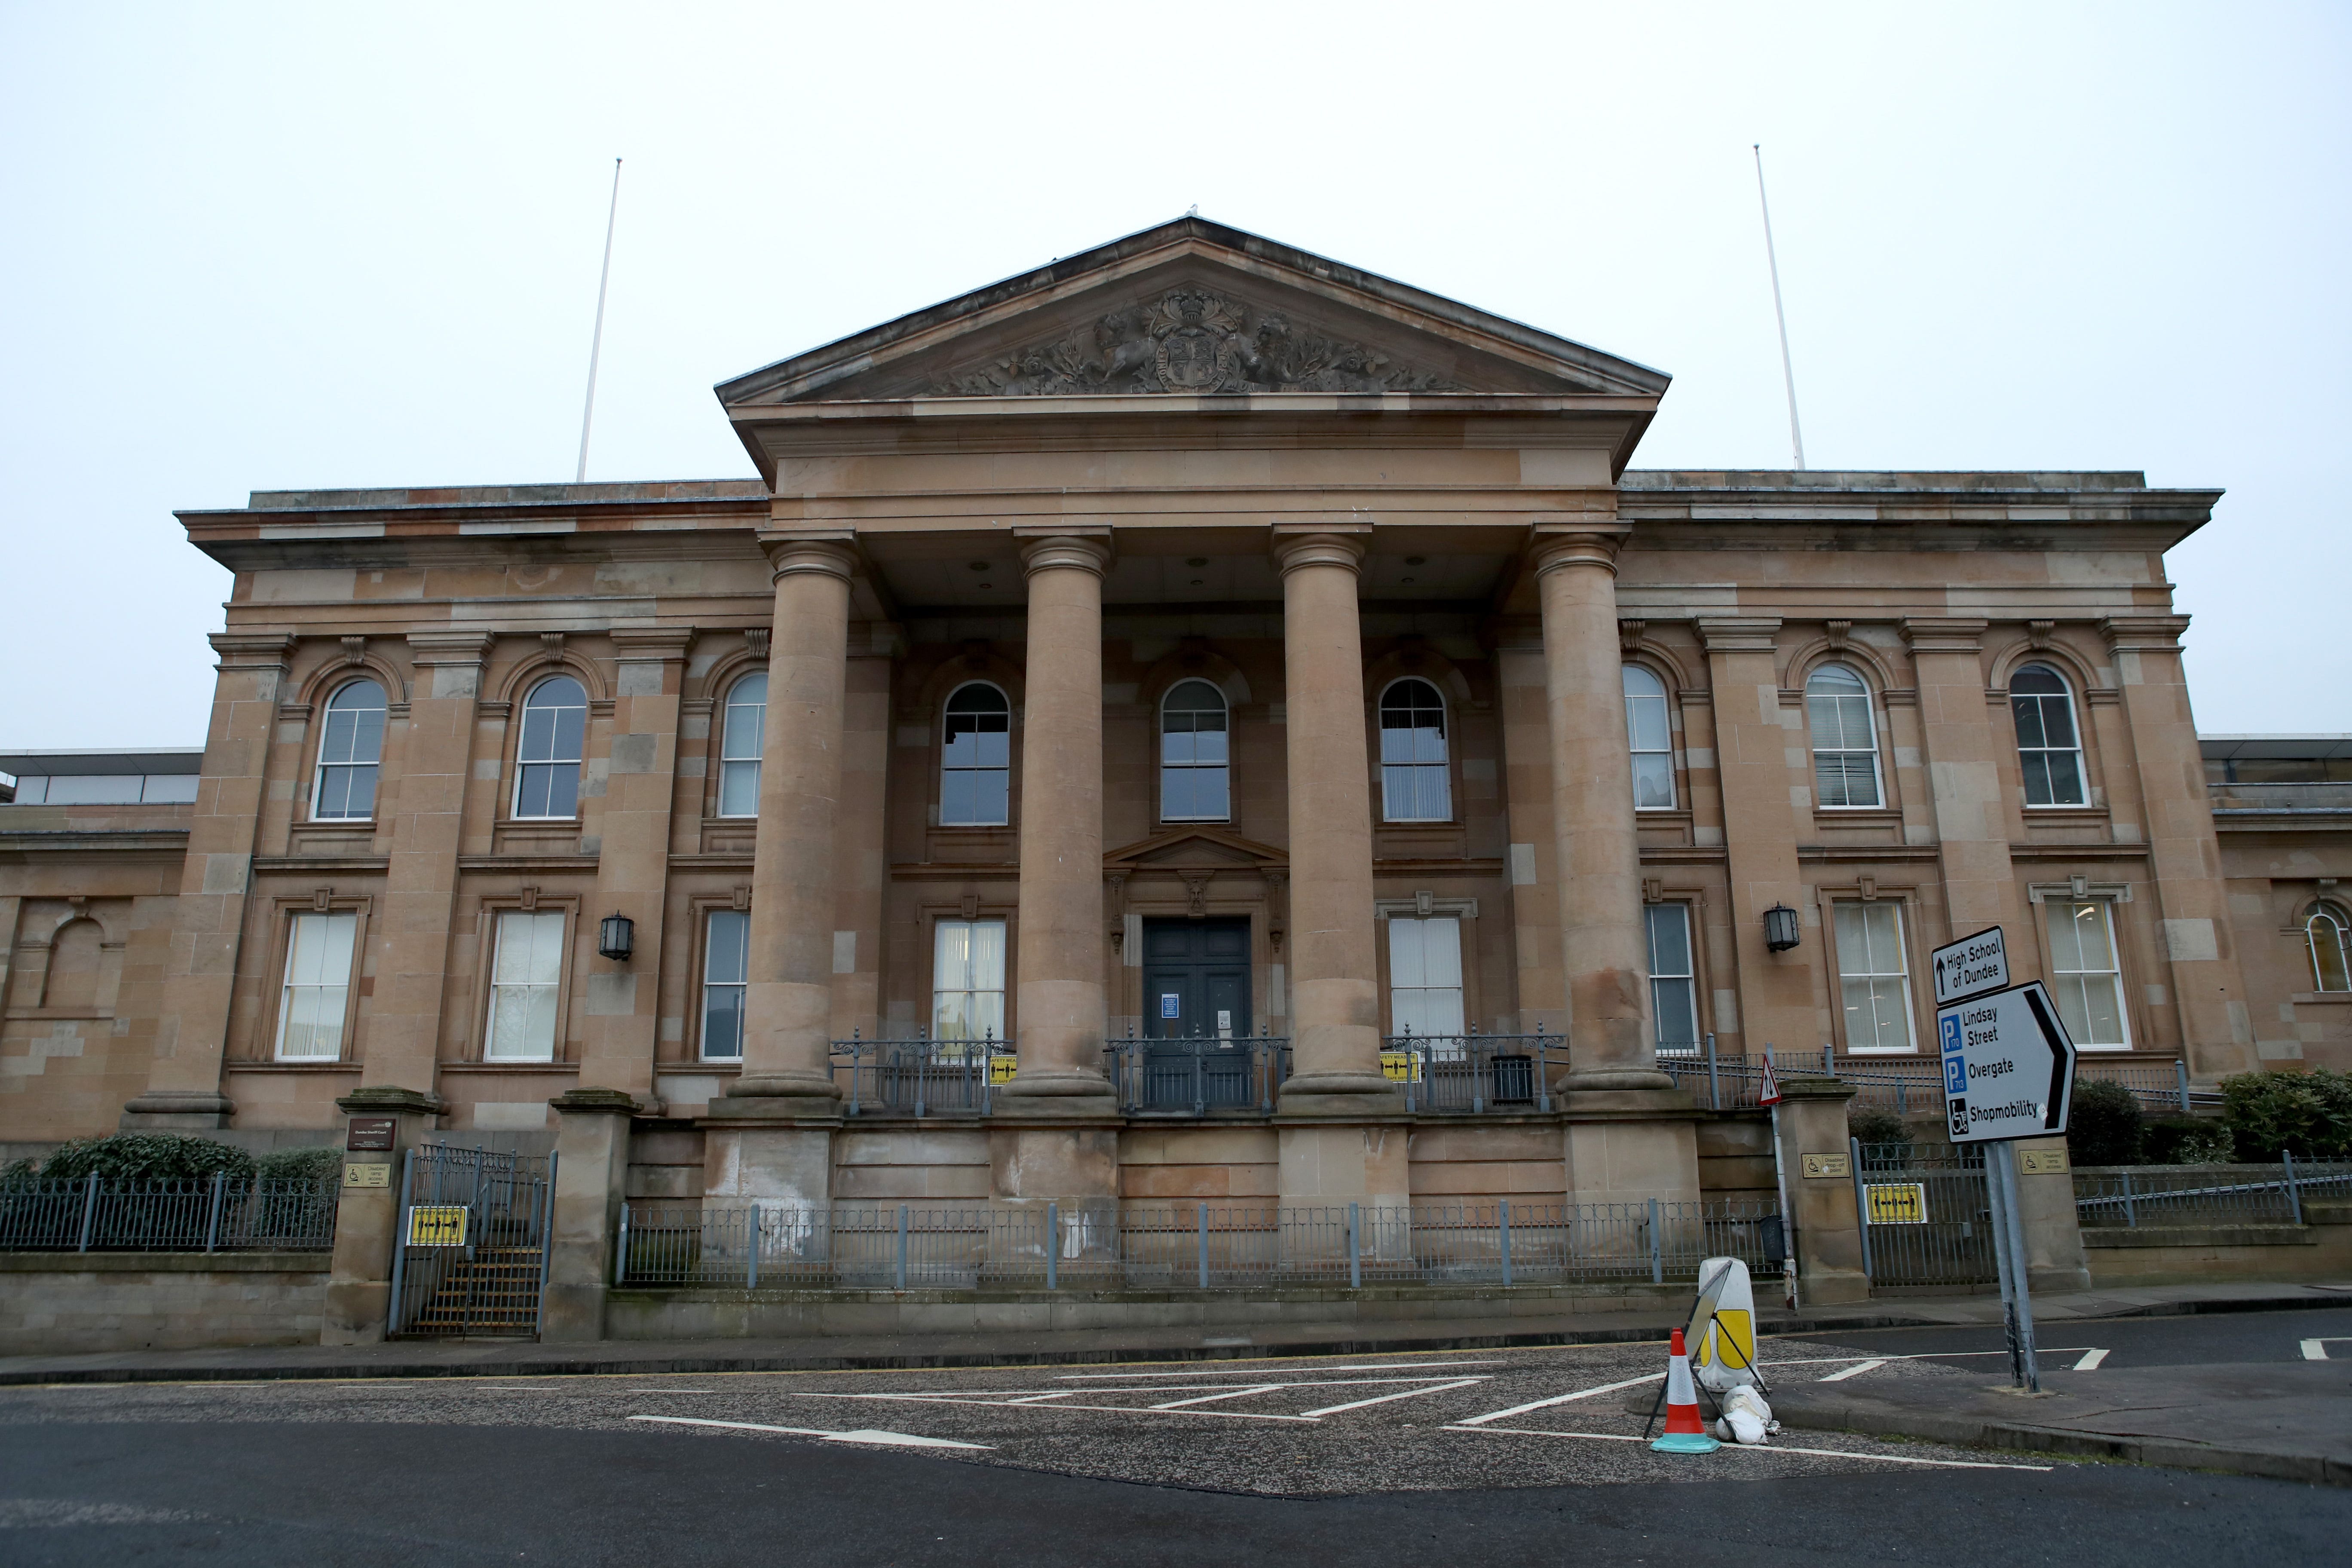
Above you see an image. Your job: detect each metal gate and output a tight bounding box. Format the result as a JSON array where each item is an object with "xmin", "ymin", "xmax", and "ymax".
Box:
[
  {"xmin": 1852, "ymin": 1141, "xmax": 1998, "ymax": 1291},
  {"xmin": 389, "ymin": 1144, "xmax": 555, "ymax": 1338}
]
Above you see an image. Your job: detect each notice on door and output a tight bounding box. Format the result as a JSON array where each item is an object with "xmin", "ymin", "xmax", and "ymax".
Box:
[{"xmin": 1160, "ymin": 994, "xmax": 1180, "ymax": 1019}]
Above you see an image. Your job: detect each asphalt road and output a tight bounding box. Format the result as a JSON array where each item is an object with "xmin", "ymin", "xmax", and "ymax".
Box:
[
  {"xmin": 4, "ymin": 1323, "xmax": 2349, "ymax": 1565},
  {"xmin": 1802, "ymin": 1304, "xmax": 2352, "ymax": 1371}
]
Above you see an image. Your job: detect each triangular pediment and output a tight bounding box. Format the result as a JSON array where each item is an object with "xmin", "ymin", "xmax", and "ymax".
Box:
[
  {"xmin": 717, "ymin": 218, "xmax": 1668, "ymax": 406},
  {"xmin": 1104, "ymin": 825, "xmax": 1287, "ymax": 872}
]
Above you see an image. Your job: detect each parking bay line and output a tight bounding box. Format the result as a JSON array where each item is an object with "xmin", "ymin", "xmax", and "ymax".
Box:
[
  {"xmin": 1816, "ymin": 1360, "xmax": 1887, "ymax": 1382},
  {"xmin": 1296, "ymin": 1378, "xmax": 1491, "ymax": 1418},
  {"xmin": 1453, "ymin": 1373, "xmax": 1666, "ymax": 1427},
  {"xmin": 1443, "ymin": 1424, "xmax": 2053, "ymax": 1472},
  {"xmin": 789, "ymin": 1391, "xmax": 1321, "ymax": 1423},
  {"xmin": 629, "ymin": 1415, "xmax": 992, "ymax": 1450},
  {"xmin": 1055, "ymin": 1361, "xmax": 1504, "ymax": 1380}
]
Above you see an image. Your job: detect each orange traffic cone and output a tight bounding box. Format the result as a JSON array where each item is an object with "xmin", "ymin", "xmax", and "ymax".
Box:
[{"xmin": 1651, "ymin": 1327, "xmax": 1721, "ymax": 1454}]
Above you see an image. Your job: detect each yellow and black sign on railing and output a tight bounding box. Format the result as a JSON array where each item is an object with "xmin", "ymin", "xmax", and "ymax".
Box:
[
  {"xmin": 405, "ymin": 1205, "xmax": 470, "ymax": 1247},
  {"xmin": 1377, "ymin": 1051, "xmax": 1424, "ymax": 1085},
  {"xmin": 1862, "ymin": 1182, "xmax": 1929, "ymax": 1225}
]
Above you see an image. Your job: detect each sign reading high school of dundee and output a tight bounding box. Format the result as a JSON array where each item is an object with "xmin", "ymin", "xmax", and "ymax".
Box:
[{"xmin": 1937, "ymin": 981, "xmax": 2079, "ymax": 1143}]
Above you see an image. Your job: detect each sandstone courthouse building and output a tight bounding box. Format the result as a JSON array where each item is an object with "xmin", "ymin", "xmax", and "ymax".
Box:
[{"xmin": 5, "ymin": 219, "xmax": 2348, "ymax": 1247}]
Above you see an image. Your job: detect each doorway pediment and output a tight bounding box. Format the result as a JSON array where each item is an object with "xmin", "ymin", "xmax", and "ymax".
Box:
[{"xmin": 1104, "ymin": 825, "xmax": 1287, "ymax": 873}]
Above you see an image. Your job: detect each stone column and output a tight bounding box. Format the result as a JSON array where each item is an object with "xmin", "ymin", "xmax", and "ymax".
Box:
[
  {"xmin": 2101, "ymin": 616, "xmax": 2257, "ymax": 1079},
  {"xmin": 1493, "ymin": 617, "xmax": 1567, "ymax": 1035},
  {"xmin": 354, "ymin": 631, "xmax": 493, "ymax": 1093},
  {"xmin": 1903, "ymin": 619, "xmax": 2023, "ymax": 937},
  {"xmin": 1270, "ymin": 527, "xmax": 1393, "ymax": 1106},
  {"xmin": 540, "ymin": 1087, "xmax": 640, "ymax": 1343},
  {"xmin": 830, "ymin": 625, "xmax": 899, "ymax": 1039},
  {"xmin": 320, "ymin": 1084, "xmax": 445, "ymax": 1344},
  {"xmin": 577, "ymin": 629, "xmax": 692, "ymax": 1100},
  {"xmin": 998, "ymin": 533, "xmax": 1116, "ymax": 1107},
  {"xmin": 1696, "ymin": 617, "xmax": 1819, "ymax": 1053},
  {"xmin": 704, "ymin": 537, "xmax": 851, "ymax": 1207},
  {"xmin": 1770, "ymin": 1077, "xmax": 1870, "ymax": 1305},
  {"xmin": 1533, "ymin": 528, "xmax": 1666, "ymax": 1090},
  {"xmin": 122, "ymin": 634, "xmax": 293, "ymax": 1128}
]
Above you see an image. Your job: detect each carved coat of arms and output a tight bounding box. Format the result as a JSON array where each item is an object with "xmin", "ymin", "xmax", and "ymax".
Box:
[{"xmin": 932, "ymin": 288, "xmax": 1463, "ymax": 398}]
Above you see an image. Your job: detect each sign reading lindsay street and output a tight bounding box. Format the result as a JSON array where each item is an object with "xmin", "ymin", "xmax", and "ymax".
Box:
[
  {"xmin": 1937, "ymin": 980, "xmax": 2078, "ymax": 1143},
  {"xmin": 1931, "ymin": 926, "xmax": 2010, "ymax": 1008}
]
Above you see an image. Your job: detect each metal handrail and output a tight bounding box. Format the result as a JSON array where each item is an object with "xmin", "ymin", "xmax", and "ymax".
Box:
[
  {"xmin": 1380, "ymin": 1030, "xmax": 1561, "ymax": 1114},
  {"xmin": 830, "ymin": 1030, "xmax": 1014, "ymax": 1117},
  {"xmin": 1104, "ymin": 1032, "xmax": 1291, "ymax": 1115}
]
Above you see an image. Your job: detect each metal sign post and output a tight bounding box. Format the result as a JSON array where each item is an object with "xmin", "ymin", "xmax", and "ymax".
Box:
[{"xmin": 1933, "ymin": 934, "xmax": 2076, "ymax": 1392}]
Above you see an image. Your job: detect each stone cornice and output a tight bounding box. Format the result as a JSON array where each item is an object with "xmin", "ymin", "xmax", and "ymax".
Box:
[
  {"xmin": 2099, "ymin": 614, "xmax": 2192, "ymax": 655},
  {"xmin": 1901, "ymin": 617, "xmax": 1990, "ymax": 654},
  {"xmin": 609, "ymin": 628, "xmax": 697, "ymax": 660},
  {"xmin": 1695, "ymin": 616, "xmax": 1783, "ymax": 654},
  {"xmin": 405, "ymin": 630, "xmax": 495, "ymax": 665}
]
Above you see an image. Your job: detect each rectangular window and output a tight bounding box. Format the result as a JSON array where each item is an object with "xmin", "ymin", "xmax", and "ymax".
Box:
[
  {"xmin": 2048, "ymin": 900, "xmax": 2130, "ymax": 1049},
  {"xmin": 701, "ymin": 910, "xmax": 749, "ymax": 1060},
  {"xmin": 1645, "ymin": 903, "xmax": 1699, "ymax": 1054},
  {"xmin": 275, "ymin": 911, "xmax": 356, "ymax": 1061},
  {"xmin": 1833, "ymin": 901, "xmax": 1915, "ymax": 1051},
  {"xmin": 1387, "ymin": 916, "xmax": 1466, "ymax": 1046},
  {"xmin": 931, "ymin": 918, "xmax": 1006, "ymax": 1043},
  {"xmin": 486, "ymin": 910, "xmax": 565, "ymax": 1061}
]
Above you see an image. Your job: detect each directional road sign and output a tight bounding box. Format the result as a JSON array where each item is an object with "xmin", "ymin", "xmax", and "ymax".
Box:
[
  {"xmin": 1931, "ymin": 926, "xmax": 2009, "ymax": 1008},
  {"xmin": 1936, "ymin": 980, "xmax": 2077, "ymax": 1143}
]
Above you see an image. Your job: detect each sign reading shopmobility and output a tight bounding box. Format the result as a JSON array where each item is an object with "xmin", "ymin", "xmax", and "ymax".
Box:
[
  {"xmin": 1936, "ymin": 980, "xmax": 2078, "ymax": 1143},
  {"xmin": 1930, "ymin": 926, "xmax": 2010, "ymax": 1008}
]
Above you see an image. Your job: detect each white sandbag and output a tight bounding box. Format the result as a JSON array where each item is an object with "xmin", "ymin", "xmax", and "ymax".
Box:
[{"xmin": 1718, "ymin": 1384, "xmax": 1773, "ymax": 1445}]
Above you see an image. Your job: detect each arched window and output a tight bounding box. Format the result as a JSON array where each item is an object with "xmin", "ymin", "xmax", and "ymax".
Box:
[
  {"xmin": 1160, "ymin": 679, "xmax": 1230, "ymax": 822},
  {"xmin": 717, "ymin": 673, "xmax": 766, "ymax": 818},
  {"xmin": 1623, "ymin": 665, "xmax": 1675, "ymax": 810},
  {"xmin": 1806, "ymin": 664, "xmax": 1883, "ymax": 808},
  {"xmin": 2011, "ymin": 664, "xmax": 2087, "ymax": 807},
  {"xmin": 312, "ymin": 680, "xmax": 387, "ymax": 821},
  {"xmin": 940, "ymin": 683, "xmax": 1011, "ymax": 827},
  {"xmin": 2310, "ymin": 908, "xmax": 2352, "ymax": 993},
  {"xmin": 513, "ymin": 676, "xmax": 588, "ymax": 820},
  {"xmin": 1379, "ymin": 678, "xmax": 1451, "ymax": 822}
]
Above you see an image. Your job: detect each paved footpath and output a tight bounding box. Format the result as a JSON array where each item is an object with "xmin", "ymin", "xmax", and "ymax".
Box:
[{"xmin": 4, "ymin": 1277, "xmax": 2343, "ymax": 1386}]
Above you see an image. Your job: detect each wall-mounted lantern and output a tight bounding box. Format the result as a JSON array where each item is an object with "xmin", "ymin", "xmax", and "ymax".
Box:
[
  {"xmin": 598, "ymin": 913, "xmax": 635, "ymax": 962},
  {"xmin": 1763, "ymin": 903, "xmax": 1801, "ymax": 953}
]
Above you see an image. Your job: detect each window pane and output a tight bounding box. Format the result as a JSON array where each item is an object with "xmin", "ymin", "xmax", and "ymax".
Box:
[
  {"xmin": 1627, "ymin": 695, "xmax": 1671, "ymax": 753},
  {"xmin": 1388, "ymin": 919, "xmax": 1426, "ymax": 989},
  {"xmin": 705, "ymin": 910, "xmax": 749, "ymax": 985},
  {"xmin": 2312, "ymin": 917, "xmax": 2351, "ymax": 992},
  {"xmin": 542, "ymin": 763, "xmax": 579, "ymax": 818},
  {"xmin": 1632, "ymin": 754, "xmax": 1675, "ymax": 811},
  {"xmin": 719, "ymin": 759, "xmax": 760, "ymax": 818},
  {"xmin": 940, "ymin": 771, "xmax": 977, "ymax": 827},
  {"xmin": 1645, "ymin": 904, "xmax": 1693, "ymax": 977},
  {"xmin": 2065, "ymin": 902, "xmax": 2115, "ymax": 969},
  {"xmin": 2012, "ymin": 695, "xmax": 2049, "ymax": 750},
  {"xmin": 2043, "ymin": 751, "xmax": 2086, "ymax": 806},
  {"xmin": 2036, "ymin": 695, "xmax": 2078, "ymax": 750},
  {"xmin": 723, "ymin": 675, "xmax": 767, "ymax": 762},
  {"xmin": 1653, "ymin": 977, "xmax": 1699, "ymax": 1051},
  {"xmin": 701, "ymin": 985, "xmax": 744, "ymax": 1059},
  {"xmin": 972, "ymin": 769, "xmax": 1009, "ymax": 825}
]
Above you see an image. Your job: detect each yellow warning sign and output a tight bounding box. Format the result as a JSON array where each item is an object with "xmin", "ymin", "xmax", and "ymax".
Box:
[
  {"xmin": 406, "ymin": 1205, "xmax": 469, "ymax": 1247},
  {"xmin": 1378, "ymin": 1051, "xmax": 1424, "ymax": 1084},
  {"xmin": 988, "ymin": 1054, "xmax": 1019, "ymax": 1085},
  {"xmin": 1863, "ymin": 1182, "xmax": 1928, "ymax": 1225}
]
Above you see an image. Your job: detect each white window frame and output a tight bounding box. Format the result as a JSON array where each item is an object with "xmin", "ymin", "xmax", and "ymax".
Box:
[
  {"xmin": 2310, "ymin": 907, "xmax": 2352, "ymax": 994},
  {"xmin": 931, "ymin": 917, "xmax": 1007, "ymax": 1045},
  {"xmin": 2012, "ymin": 664, "xmax": 2089, "ymax": 808},
  {"xmin": 275, "ymin": 910, "xmax": 358, "ymax": 1061},
  {"xmin": 699, "ymin": 908, "xmax": 750, "ymax": 1060},
  {"xmin": 1159, "ymin": 680, "xmax": 1231, "ymax": 824},
  {"xmin": 1832, "ymin": 900, "xmax": 1916, "ymax": 1052},
  {"xmin": 940, "ymin": 681, "xmax": 1013, "ymax": 828},
  {"xmin": 1387, "ymin": 915, "xmax": 1466, "ymax": 1053},
  {"xmin": 716, "ymin": 673, "xmax": 766, "ymax": 819},
  {"xmin": 512, "ymin": 676, "xmax": 588, "ymax": 821},
  {"xmin": 1624, "ymin": 665, "xmax": 1675, "ymax": 811},
  {"xmin": 311, "ymin": 679, "xmax": 387, "ymax": 822},
  {"xmin": 1807, "ymin": 664, "xmax": 1884, "ymax": 809},
  {"xmin": 485, "ymin": 909, "xmax": 566, "ymax": 1062},
  {"xmin": 2046, "ymin": 898, "xmax": 2131, "ymax": 1049},
  {"xmin": 1378, "ymin": 677, "xmax": 1453, "ymax": 823},
  {"xmin": 1645, "ymin": 902, "xmax": 1700, "ymax": 1054}
]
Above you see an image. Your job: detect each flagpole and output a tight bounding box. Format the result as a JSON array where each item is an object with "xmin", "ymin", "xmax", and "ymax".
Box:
[
  {"xmin": 575, "ymin": 158, "xmax": 623, "ymax": 484},
  {"xmin": 1751, "ymin": 144, "xmax": 1806, "ymax": 471}
]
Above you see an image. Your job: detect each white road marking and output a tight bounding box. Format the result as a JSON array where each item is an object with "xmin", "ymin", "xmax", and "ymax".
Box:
[
  {"xmin": 1761, "ymin": 1351, "xmax": 2094, "ymax": 1366},
  {"xmin": 629, "ymin": 1415, "xmax": 991, "ymax": 1450},
  {"xmin": 790, "ymin": 1392, "xmax": 1319, "ymax": 1423},
  {"xmin": 2072, "ymin": 1349, "xmax": 2110, "ymax": 1371},
  {"xmin": 1055, "ymin": 1361, "xmax": 1503, "ymax": 1380},
  {"xmin": 1444, "ymin": 1424, "xmax": 2054, "ymax": 1471},
  {"xmin": 1148, "ymin": 1384, "xmax": 1290, "ymax": 1410},
  {"xmin": 1453, "ymin": 1373, "xmax": 1664, "ymax": 1427},
  {"xmin": 2300, "ymin": 1338, "xmax": 2346, "ymax": 1361},
  {"xmin": 1296, "ymin": 1378, "xmax": 1490, "ymax": 1418},
  {"xmin": 1816, "ymin": 1360, "xmax": 1887, "ymax": 1382},
  {"xmin": 477, "ymin": 1387, "xmax": 717, "ymax": 1394}
]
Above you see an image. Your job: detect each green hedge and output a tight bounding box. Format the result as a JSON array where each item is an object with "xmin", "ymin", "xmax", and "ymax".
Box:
[
  {"xmin": 2219, "ymin": 1068, "xmax": 2352, "ymax": 1161},
  {"xmin": 15, "ymin": 1135, "xmax": 343, "ymax": 1185}
]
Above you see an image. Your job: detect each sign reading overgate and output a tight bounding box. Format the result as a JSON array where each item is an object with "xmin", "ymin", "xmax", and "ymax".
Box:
[{"xmin": 1936, "ymin": 980, "xmax": 2079, "ymax": 1143}]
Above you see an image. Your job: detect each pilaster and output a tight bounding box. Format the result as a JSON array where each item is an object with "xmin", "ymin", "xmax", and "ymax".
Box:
[{"xmin": 1902, "ymin": 619, "xmax": 2020, "ymax": 937}]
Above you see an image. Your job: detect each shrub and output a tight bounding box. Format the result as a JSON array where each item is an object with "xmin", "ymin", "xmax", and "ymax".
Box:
[
  {"xmin": 256, "ymin": 1146, "xmax": 342, "ymax": 1183},
  {"xmin": 2067, "ymin": 1080, "xmax": 2144, "ymax": 1166},
  {"xmin": 37, "ymin": 1133, "xmax": 255, "ymax": 1184},
  {"xmin": 2220, "ymin": 1069, "xmax": 2352, "ymax": 1161},
  {"xmin": 1847, "ymin": 1107, "xmax": 1912, "ymax": 1153}
]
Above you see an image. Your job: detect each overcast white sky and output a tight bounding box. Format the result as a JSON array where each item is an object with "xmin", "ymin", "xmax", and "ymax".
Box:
[{"xmin": 2, "ymin": 2, "xmax": 2345, "ymax": 749}]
